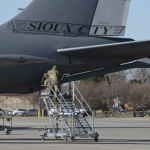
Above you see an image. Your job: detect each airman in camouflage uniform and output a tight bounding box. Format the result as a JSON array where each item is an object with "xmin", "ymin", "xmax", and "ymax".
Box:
[{"xmin": 44, "ymin": 65, "xmax": 61, "ymax": 101}]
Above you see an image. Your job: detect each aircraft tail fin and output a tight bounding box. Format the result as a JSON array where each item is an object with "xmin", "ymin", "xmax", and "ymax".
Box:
[
  {"xmin": 90, "ymin": 0, "xmax": 131, "ymax": 37},
  {"xmin": 1, "ymin": 0, "xmax": 131, "ymax": 37}
]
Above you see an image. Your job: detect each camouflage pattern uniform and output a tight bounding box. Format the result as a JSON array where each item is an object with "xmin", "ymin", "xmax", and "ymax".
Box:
[
  {"xmin": 44, "ymin": 66, "xmax": 61, "ymax": 99},
  {"xmin": 44, "ymin": 75, "xmax": 49, "ymax": 88}
]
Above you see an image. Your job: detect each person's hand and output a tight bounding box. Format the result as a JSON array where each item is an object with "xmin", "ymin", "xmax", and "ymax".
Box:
[{"xmin": 45, "ymin": 74, "xmax": 48, "ymax": 78}]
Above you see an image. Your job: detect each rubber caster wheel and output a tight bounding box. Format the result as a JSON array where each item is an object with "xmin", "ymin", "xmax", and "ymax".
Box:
[
  {"xmin": 71, "ymin": 137, "xmax": 75, "ymax": 141},
  {"xmin": 42, "ymin": 136, "xmax": 45, "ymax": 141},
  {"xmin": 64, "ymin": 136, "xmax": 67, "ymax": 142},
  {"xmin": 94, "ymin": 137, "xmax": 98, "ymax": 142},
  {"xmin": 5, "ymin": 128, "xmax": 11, "ymax": 135}
]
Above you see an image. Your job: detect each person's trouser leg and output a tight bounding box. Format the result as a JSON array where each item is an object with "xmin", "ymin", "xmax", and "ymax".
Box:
[
  {"xmin": 44, "ymin": 79, "xmax": 49, "ymax": 92},
  {"xmin": 54, "ymin": 84, "xmax": 60, "ymax": 102}
]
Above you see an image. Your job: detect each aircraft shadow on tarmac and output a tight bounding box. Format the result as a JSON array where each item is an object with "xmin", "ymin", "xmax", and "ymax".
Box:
[
  {"xmin": 11, "ymin": 127, "xmax": 43, "ymax": 131},
  {"xmin": 0, "ymin": 139, "xmax": 150, "ymax": 145},
  {"xmin": 1, "ymin": 127, "xmax": 150, "ymax": 145}
]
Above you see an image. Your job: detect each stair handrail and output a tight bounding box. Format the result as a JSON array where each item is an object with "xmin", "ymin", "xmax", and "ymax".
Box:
[
  {"xmin": 74, "ymin": 84, "xmax": 92, "ymax": 113},
  {"xmin": 73, "ymin": 93, "xmax": 92, "ymax": 121},
  {"xmin": 49, "ymin": 78, "xmax": 74, "ymax": 114},
  {"xmin": 48, "ymin": 97, "xmax": 71, "ymax": 133},
  {"xmin": 40, "ymin": 75, "xmax": 74, "ymax": 133},
  {"xmin": 43, "ymin": 98, "xmax": 63, "ymax": 134},
  {"xmin": 40, "ymin": 75, "xmax": 74, "ymax": 118},
  {"xmin": 41, "ymin": 73, "xmax": 47, "ymax": 84}
]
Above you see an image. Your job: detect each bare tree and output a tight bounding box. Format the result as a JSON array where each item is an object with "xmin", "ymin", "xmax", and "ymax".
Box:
[
  {"xmin": 98, "ymin": 78, "xmax": 129, "ymax": 110},
  {"xmin": 127, "ymin": 82, "xmax": 150, "ymax": 110},
  {"xmin": 107, "ymin": 71, "xmax": 128, "ymax": 82},
  {"xmin": 76, "ymin": 77, "xmax": 129, "ymax": 111},
  {"xmin": 0, "ymin": 97, "xmax": 6, "ymax": 103},
  {"xmin": 20, "ymin": 92, "xmax": 45, "ymax": 110},
  {"xmin": 129, "ymin": 68, "xmax": 150, "ymax": 83},
  {"xmin": 0, "ymin": 96, "xmax": 10, "ymax": 108},
  {"xmin": 76, "ymin": 83, "xmax": 96, "ymax": 110}
]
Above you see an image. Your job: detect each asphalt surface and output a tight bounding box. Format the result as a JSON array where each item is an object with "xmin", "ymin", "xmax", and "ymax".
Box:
[{"xmin": 0, "ymin": 117, "xmax": 150, "ymax": 150}]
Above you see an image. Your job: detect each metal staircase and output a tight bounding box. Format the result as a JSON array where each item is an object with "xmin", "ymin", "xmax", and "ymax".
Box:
[{"xmin": 40, "ymin": 74, "xmax": 99, "ymax": 142}]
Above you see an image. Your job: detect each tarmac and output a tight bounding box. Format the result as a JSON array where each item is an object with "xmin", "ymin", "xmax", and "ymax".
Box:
[{"xmin": 0, "ymin": 117, "xmax": 150, "ymax": 150}]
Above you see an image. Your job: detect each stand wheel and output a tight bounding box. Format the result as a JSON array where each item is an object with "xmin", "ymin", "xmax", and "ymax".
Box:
[
  {"xmin": 42, "ymin": 136, "xmax": 45, "ymax": 141},
  {"xmin": 64, "ymin": 136, "xmax": 67, "ymax": 142},
  {"xmin": 5, "ymin": 128, "xmax": 11, "ymax": 135},
  {"xmin": 71, "ymin": 137, "xmax": 75, "ymax": 141},
  {"xmin": 94, "ymin": 137, "xmax": 98, "ymax": 142}
]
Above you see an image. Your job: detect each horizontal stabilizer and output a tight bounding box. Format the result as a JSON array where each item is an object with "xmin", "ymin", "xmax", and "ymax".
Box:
[
  {"xmin": 57, "ymin": 40, "xmax": 150, "ymax": 60},
  {"xmin": 61, "ymin": 58, "xmax": 150, "ymax": 83},
  {"xmin": 0, "ymin": 54, "xmax": 54, "ymax": 67}
]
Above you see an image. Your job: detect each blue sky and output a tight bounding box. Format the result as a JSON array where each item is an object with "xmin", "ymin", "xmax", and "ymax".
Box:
[
  {"xmin": 0, "ymin": 0, "xmax": 150, "ymax": 41},
  {"xmin": 0, "ymin": 0, "xmax": 32, "ymax": 24}
]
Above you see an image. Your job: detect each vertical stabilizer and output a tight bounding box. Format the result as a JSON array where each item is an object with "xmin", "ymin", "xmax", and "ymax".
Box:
[
  {"xmin": 89, "ymin": 0, "xmax": 131, "ymax": 36},
  {"xmin": 0, "ymin": 0, "xmax": 131, "ymax": 37}
]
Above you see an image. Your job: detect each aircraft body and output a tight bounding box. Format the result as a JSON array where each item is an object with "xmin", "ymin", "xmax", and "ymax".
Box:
[{"xmin": 0, "ymin": 0, "xmax": 150, "ymax": 94}]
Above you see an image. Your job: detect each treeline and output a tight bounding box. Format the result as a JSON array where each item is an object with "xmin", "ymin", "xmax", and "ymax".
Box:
[
  {"xmin": 1, "ymin": 68, "xmax": 150, "ymax": 112},
  {"xmin": 76, "ymin": 68, "xmax": 150, "ymax": 111}
]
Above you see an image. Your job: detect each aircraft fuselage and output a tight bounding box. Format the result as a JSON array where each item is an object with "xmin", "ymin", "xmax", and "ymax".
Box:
[{"xmin": 0, "ymin": 33, "xmax": 133, "ymax": 93}]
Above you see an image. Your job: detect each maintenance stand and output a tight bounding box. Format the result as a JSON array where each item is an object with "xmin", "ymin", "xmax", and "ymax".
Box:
[
  {"xmin": 0, "ymin": 112, "xmax": 12, "ymax": 135},
  {"xmin": 40, "ymin": 74, "xmax": 99, "ymax": 142}
]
